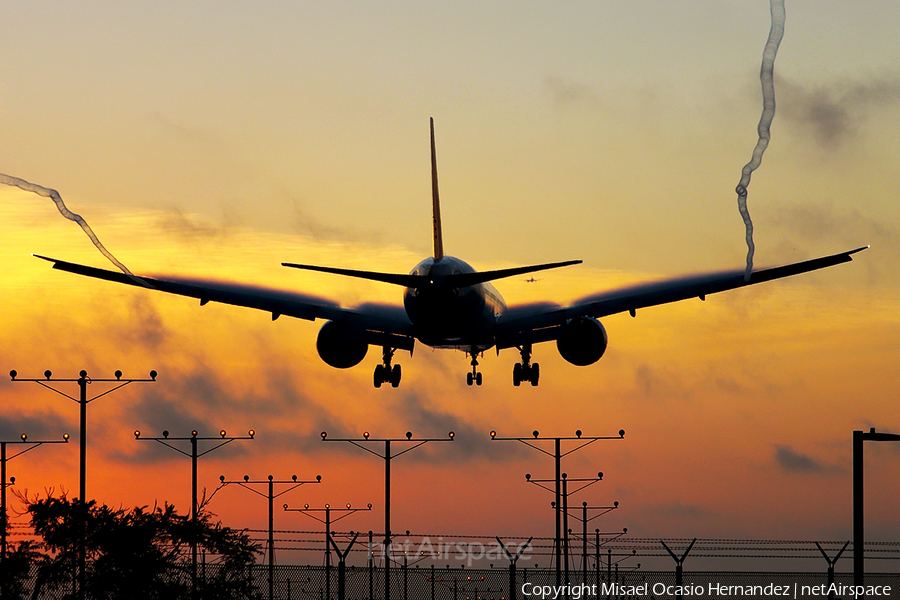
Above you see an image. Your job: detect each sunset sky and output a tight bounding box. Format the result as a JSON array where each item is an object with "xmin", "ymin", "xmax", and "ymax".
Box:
[{"xmin": 2, "ymin": 1, "xmax": 899, "ymax": 571}]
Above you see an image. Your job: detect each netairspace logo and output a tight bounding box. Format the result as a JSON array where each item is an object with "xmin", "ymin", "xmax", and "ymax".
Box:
[{"xmin": 373, "ymin": 537, "xmax": 531, "ymax": 567}]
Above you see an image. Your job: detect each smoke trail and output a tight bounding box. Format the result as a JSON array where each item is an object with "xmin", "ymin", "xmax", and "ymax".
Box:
[
  {"xmin": 735, "ymin": 0, "xmax": 785, "ymax": 281},
  {"xmin": 1, "ymin": 173, "xmax": 147, "ymax": 284}
]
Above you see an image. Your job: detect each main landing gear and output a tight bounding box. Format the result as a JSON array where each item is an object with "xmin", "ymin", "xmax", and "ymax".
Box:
[
  {"xmin": 374, "ymin": 346, "xmax": 401, "ymax": 388},
  {"xmin": 466, "ymin": 352, "xmax": 483, "ymax": 386},
  {"xmin": 513, "ymin": 344, "xmax": 539, "ymax": 387}
]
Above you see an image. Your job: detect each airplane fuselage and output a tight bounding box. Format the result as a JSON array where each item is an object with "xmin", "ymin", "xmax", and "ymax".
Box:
[{"xmin": 403, "ymin": 255, "xmax": 506, "ymax": 351}]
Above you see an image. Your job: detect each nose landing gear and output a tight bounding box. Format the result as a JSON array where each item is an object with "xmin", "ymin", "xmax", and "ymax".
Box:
[
  {"xmin": 513, "ymin": 344, "xmax": 539, "ymax": 387},
  {"xmin": 466, "ymin": 352, "xmax": 483, "ymax": 386},
  {"xmin": 374, "ymin": 347, "xmax": 401, "ymax": 388}
]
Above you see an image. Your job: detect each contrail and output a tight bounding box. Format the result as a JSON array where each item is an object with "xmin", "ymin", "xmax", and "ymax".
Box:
[
  {"xmin": 736, "ymin": 0, "xmax": 785, "ymax": 281},
  {"xmin": 1, "ymin": 173, "xmax": 148, "ymax": 285}
]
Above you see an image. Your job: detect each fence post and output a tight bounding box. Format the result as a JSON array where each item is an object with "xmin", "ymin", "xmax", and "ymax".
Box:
[
  {"xmin": 367, "ymin": 530, "xmax": 374, "ymax": 600},
  {"xmin": 403, "ymin": 551, "xmax": 408, "ymax": 600}
]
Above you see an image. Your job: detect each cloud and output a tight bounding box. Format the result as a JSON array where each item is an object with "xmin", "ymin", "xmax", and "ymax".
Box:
[
  {"xmin": 762, "ymin": 203, "xmax": 891, "ymax": 244},
  {"xmin": 122, "ymin": 296, "xmax": 169, "ymax": 350},
  {"xmin": 288, "ymin": 195, "xmax": 382, "ymax": 243},
  {"xmin": 117, "ymin": 363, "xmax": 345, "ymax": 465},
  {"xmin": 774, "ymin": 445, "xmax": 843, "ymax": 475},
  {"xmin": 0, "ymin": 410, "xmax": 72, "ymax": 441},
  {"xmin": 543, "ymin": 76, "xmax": 602, "ymax": 109},
  {"xmin": 712, "ymin": 374, "xmax": 746, "ymax": 395},
  {"xmin": 776, "ymin": 74, "xmax": 900, "ymax": 148},
  {"xmin": 154, "ymin": 207, "xmax": 230, "ymax": 241},
  {"xmin": 386, "ymin": 391, "xmax": 527, "ymax": 463},
  {"xmin": 633, "ymin": 364, "xmax": 689, "ymax": 401},
  {"xmin": 760, "ymin": 201, "xmax": 900, "ymax": 284}
]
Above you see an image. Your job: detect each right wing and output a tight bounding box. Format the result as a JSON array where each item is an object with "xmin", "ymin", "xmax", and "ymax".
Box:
[
  {"xmin": 495, "ymin": 246, "xmax": 868, "ymax": 349},
  {"xmin": 33, "ymin": 254, "xmax": 416, "ymax": 350}
]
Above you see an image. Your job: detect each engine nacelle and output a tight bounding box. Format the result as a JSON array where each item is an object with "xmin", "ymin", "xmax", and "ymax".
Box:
[
  {"xmin": 316, "ymin": 320, "xmax": 368, "ymax": 369},
  {"xmin": 556, "ymin": 317, "xmax": 608, "ymax": 366}
]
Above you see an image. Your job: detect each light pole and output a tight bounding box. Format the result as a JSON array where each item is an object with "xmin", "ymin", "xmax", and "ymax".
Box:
[
  {"xmin": 492, "ymin": 429, "xmax": 624, "ymax": 589},
  {"xmin": 213, "ymin": 474, "xmax": 321, "ymax": 600},
  {"xmin": 593, "ymin": 527, "xmax": 628, "ymax": 591},
  {"xmin": 0, "ymin": 433, "xmax": 69, "ymax": 598},
  {"xmin": 134, "ymin": 428, "xmax": 255, "ymax": 600},
  {"xmin": 10, "ymin": 368, "xmax": 156, "ymax": 600},
  {"xmin": 321, "ymin": 430, "xmax": 455, "ymax": 600},
  {"xmin": 284, "ymin": 502, "xmax": 372, "ymax": 600},
  {"xmin": 571, "ymin": 501, "xmax": 619, "ymax": 583},
  {"xmin": 529, "ymin": 472, "xmax": 604, "ymax": 593},
  {"xmin": 853, "ymin": 427, "xmax": 900, "ymax": 589},
  {"xmin": 606, "ymin": 544, "xmax": 637, "ymax": 599}
]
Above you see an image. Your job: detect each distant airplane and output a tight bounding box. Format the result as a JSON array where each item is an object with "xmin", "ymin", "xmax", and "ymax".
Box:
[
  {"xmin": 523, "ymin": 277, "xmax": 541, "ymax": 283},
  {"xmin": 35, "ymin": 119, "xmax": 867, "ymax": 388}
]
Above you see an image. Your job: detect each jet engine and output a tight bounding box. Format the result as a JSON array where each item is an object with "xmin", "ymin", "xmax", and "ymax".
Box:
[
  {"xmin": 316, "ymin": 320, "xmax": 368, "ymax": 368},
  {"xmin": 556, "ymin": 317, "xmax": 608, "ymax": 366}
]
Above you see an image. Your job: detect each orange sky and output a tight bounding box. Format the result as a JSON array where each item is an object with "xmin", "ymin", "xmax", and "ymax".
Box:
[
  {"xmin": 2, "ymin": 1, "xmax": 900, "ymax": 572},
  {"xmin": 1, "ymin": 192, "xmax": 897, "ymax": 571}
]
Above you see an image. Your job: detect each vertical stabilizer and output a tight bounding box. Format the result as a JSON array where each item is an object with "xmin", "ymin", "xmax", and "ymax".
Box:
[{"xmin": 430, "ymin": 117, "xmax": 444, "ymax": 261}]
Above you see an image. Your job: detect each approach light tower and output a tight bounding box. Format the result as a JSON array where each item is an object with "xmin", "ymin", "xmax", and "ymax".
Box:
[
  {"xmin": 573, "ymin": 501, "xmax": 619, "ymax": 581},
  {"xmin": 320, "ymin": 430, "xmax": 455, "ymax": 600},
  {"xmin": 284, "ymin": 502, "xmax": 373, "ymax": 600},
  {"xmin": 529, "ymin": 471, "xmax": 604, "ymax": 588},
  {"xmin": 134, "ymin": 428, "xmax": 255, "ymax": 600},
  {"xmin": 10, "ymin": 368, "xmax": 156, "ymax": 600},
  {"xmin": 9, "ymin": 369, "xmax": 156, "ymax": 509},
  {"xmin": 490, "ymin": 428, "xmax": 625, "ymax": 588},
  {"xmin": 214, "ymin": 474, "xmax": 322, "ymax": 600},
  {"xmin": 0, "ymin": 432, "xmax": 69, "ymax": 599}
]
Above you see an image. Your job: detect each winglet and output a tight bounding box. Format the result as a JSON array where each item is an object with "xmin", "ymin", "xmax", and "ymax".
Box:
[
  {"xmin": 32, "ymin": 253, "xmax": 156, "ymax": 289},
  {"xmin": 430, "ymin": 117, "xmax": 444, "ymax": 261}
]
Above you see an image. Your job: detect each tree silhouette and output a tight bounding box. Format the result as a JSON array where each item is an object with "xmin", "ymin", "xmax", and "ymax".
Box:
[{"xmin": 19, "ymin": 493, "xmax": 260, "ymax": 599}]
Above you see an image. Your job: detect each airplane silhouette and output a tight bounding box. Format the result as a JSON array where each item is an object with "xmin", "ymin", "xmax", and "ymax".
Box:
[{"xmin": 35, "ymin": 119, "xmax": 867, "ymax": 388}]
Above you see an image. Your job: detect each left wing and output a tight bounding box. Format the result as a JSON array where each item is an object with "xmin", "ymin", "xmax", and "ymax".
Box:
[
  {"xmin": 495, "ymin": 246, "xmax": 868, "ymax": 349},
  {"xmin": 32, "ymin": 254, "xmax": 416, "ymax": 347}
]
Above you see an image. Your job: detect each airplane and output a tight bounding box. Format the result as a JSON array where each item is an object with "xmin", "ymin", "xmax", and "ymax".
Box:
[{"xmin": 33, "ymin": 118, "xmax": 867, "ymax": 388}]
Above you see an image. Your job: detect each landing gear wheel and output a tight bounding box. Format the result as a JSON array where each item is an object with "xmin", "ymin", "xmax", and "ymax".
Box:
[
  {"xmin": 467, "ymin": 372, "xmax": 474, "ymax": 386},
  {"xmin": 513, "ymin": 344, "xmax": 540, "ymax": 387},
  {"xmin": 475, "ymin": 372, "xmax": 482, "ymax": 386},
  {"xmin": 374, "ymin": 347, "xmax": 401, "ymax": 388}
]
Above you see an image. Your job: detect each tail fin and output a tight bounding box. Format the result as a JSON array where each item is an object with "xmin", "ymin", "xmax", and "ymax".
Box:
[{"xmin": 430, "ymin": 117, "xmax": 444, "ymax": 261}]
